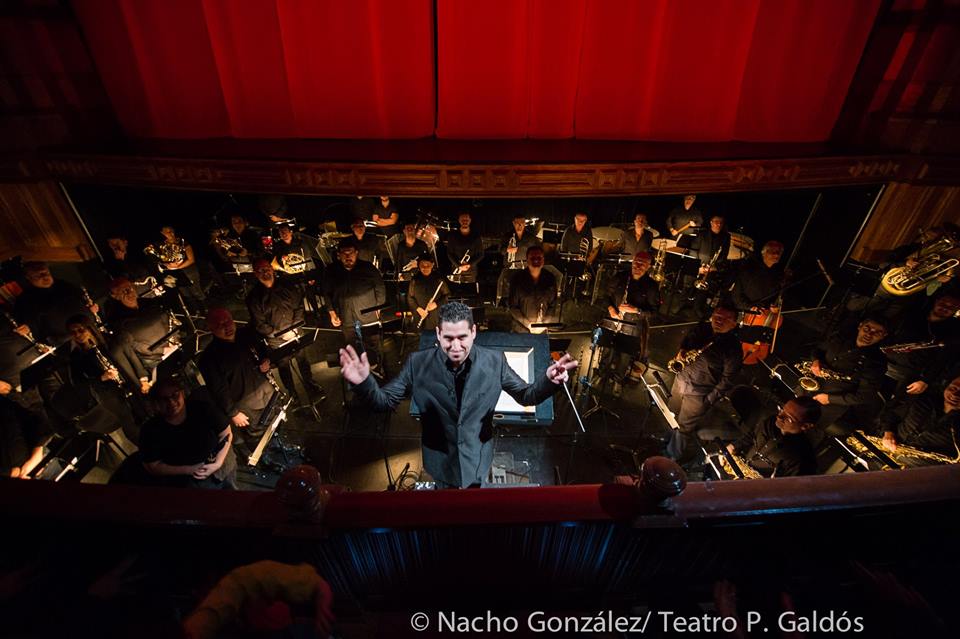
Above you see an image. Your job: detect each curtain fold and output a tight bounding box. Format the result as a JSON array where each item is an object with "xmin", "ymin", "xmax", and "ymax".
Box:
[{"xmin": 72, "ymin": 0, "xmax": 880, "ymax": 142}]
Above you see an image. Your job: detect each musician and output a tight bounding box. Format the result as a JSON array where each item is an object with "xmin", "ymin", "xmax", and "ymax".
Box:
[
  {"xmin": 507, "ymin": 246, "xmax": 558, "ymax": 333},
  {"xmin": 602, "ymin": 251, "xmax": 660, "ymax": 396},
  {"xmin": 339, "ymin": 301, "xmax": 578, "ymax": 488},
  {"xmin": 620, "ymin": 213, "xmax": 654, "ymax": 258},
  {"xmin": 445, "ymin": 212, "xmax": 485, "ymax": 283},
  {"xmin": 103, "ymin": 233, "xmax": 154, "ymax": 295},
  {"xmin": 807, "ymin": 315, "xmax": 889, "ymax": 434},
  {"xmin": 503, "ymin": 214, "xmax": 542, "ymax": 270},
  {"xmin": 246, "ymin": 259, "xmax": 324, "ymax": 403},
  {"xmin": 874, "ymin": 375, "xmax": 960, "ymax": 462},
  {"xmin": 272, "ymin": 224, "xmax": 321, "ymax": 276},
  {"xmin": 408, "ymin": 254, "xmax": 450, "ymax": 331},
  {"xmin": 371, "ymin": 195, "xmax": 400, "ymax": 237},
  {"xmin": 666, "ymin": 305, "xmax": 742, "ymax": 467},
  {"xmin": 13, "ymin": 261, "xmax": 97, "ymax": 345},
  {"xmin": 731, "ymin": 240, "xmax": 785, "ymax": 311},
  {"xmin": 348, "ymin": 217, "xmax": 383, "ymax": 266},
  {"xmin": 725, "ymin": 396, "xmax": 821, "ymax": 477},
  {"xmin": 395, "ymin": 222, "xmax": 430, "ymax": 279},
  {"xmin": 213, "ymin": 214, "xmax": 262, "ymax": 265},
  {"xmin": 666, "ymin": 194, "xmax": 702, "ymax": 249},
  {"xmin": 151, "ymin": 226, "xmax": 206, "ymax": 312},
  {"xmin": 883, "ymin": 293, "xmax": 960, "ymax": 399},
  {"xmin": 197, "ymin": 308, "xmax": 275, "ymax": 458},
  {"xmin": 0, "ymin": 394, "xmax": 50, "ymax": 478},
  {"xmin": 559, "ymin": 212, "xmax": 594, "ymax": 261},
  {"xmin": 322, "ymin": 240, "xmax": 387, "ymax": 365},
  {"xmin": 140, "ymin": 377, "xmax": 236, "ymax": 489},
  {"xmin": 0, "ymin": 320, "xmax": 46, "ymax": 407},
  {"xmin": 104, "ymin": 277, "xmax": 176, "ymax": 393}
]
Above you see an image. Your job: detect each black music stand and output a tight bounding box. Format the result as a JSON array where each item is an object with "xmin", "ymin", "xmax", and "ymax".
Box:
[
  {"xmin": 158, "ymin": 269, "xmax": 207, "ymax": 350},
  {"xmin": 268, "ymin": 324, "xmax": 323, "ymax": 421}
]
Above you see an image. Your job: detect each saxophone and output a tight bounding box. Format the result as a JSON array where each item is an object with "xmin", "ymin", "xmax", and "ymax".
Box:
[
  {"xmin": 668, "ymin": 339, "xmax": 714, "ymax": 373},
  {"xmin": 794, "ymin": 360, "xmax": 854, "ymax": 392},
  {"xmin": 846, "ymin": 430, "xmax": 960, "ymax": 468},
  {"xmin": 718, "ymin": 452, "xmax": 764, "ymax": 480}
]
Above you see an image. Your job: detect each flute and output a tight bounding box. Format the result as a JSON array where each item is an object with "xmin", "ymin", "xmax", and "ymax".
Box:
[{"xmin": 417, "ymin": 280, "xmax": 446, "ymax": 329}]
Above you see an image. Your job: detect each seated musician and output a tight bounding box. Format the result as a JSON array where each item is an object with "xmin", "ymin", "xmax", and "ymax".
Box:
[
  {"xmin": 690, "ymin": 214, "xmax": 732, "ymax": 318},
  {"xmin": 503, "ymin": 214, "xmax": 542, "ymax": 270},
  {"xmin": 559, "ymin": 212, "xmax": 594, "ymax": 262},
  {"xmin": 445, "ymin": 211, "xmax": 485, "ymax": 284},
  {"xmin": 408, "ymin": 253, "xmax": 450, "ymax": 331},
  {"xmin": 105, "ymin": 277, "xmax": 177, "ymax": 394},
  {"xmin": 507, "ymin": 246, "xmax": 558, "ymax": 333},
  {"xmin": 0, "ymin": 393, "xmax": 51, "ymax": 479},
  {"xmin": 371, "ymin": 195, "xmax": 400, "ymax": 237},
  {"xmin": 731, "ymin": 240, "xmax": 785, "ymax": 312},
  {"xmin": 103, "ymin": 233, "xmax": 155, "ymax": 295},
  {"xmin": 884, "ymin": 293, "xmax": 960, "ymax": 400},
  {"xmin": 212, "ymin": 214, "xmax": 262, "ymax": 270},
  {"xmin": 348, "ymin": 217, "xmax": 384, "ymax": 267},
  {"xmin": 620, "ymin": 212, "xmax": 654, "ymax": 257},
  {"xmin": 602, "ymin": 251, "xmax": 660, "ymax": 396},
  {"xmin": 666, "ymin": 194, "xmax": 702, "ymax": 249},
  {"xmin": 153, "ymin": 225, "xmax": 205, "ymax": 311},
  {"xmin": 13, "ymin": 261, "xmax": 97, "ymax": 346},
  {"xmin": 873, "ymin": 375, "xmax": 960, "ymax": 464},
  {"xmin": 807, "ymin": 315, "xmax": 889, "ymax": 435},
  {"xmin": 322, "ymin": 239, "xmax": 387, "ymax": 368},
  {"xmin": 272, "ymin": 223, "xmax": 321, "ymax": 276},
  {"xmin": 725, "ymin": 396, "xmax": 821, "ymax": 477},
  {"xmin": 868, "ymin": 225, "xmax": 959, "ymax": 322},
  {"xmin": 247, "ymin": 259, "xmax": 324, "ymax": 404},
  {"xmin": 395, "ymin": 221, "xmax": 430, "ymax": 280},
  {"xmin": 666, "ymin": 305, "xmax": 742, "ymax": 468},
  {"xmin": 197, "ymin": 308, "xmax": 275, "ymax": 459},
  {"xmin": 0, "ymin": 317, "xmax": 52, "ymax": 408},
  {"xmin": 140, "ymin": 377, "xmax": 236, "ymax": 489}
]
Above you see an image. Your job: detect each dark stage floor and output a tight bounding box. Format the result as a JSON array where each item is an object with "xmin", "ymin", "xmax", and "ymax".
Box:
[{"xmin": 211, "ymin": 299, "xmax": 827, "ymax": 492}]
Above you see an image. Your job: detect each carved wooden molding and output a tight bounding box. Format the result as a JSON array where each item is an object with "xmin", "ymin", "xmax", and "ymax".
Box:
[{"xmin": 33, "ymin": 152, "xmax": 924, "ymax": 197}]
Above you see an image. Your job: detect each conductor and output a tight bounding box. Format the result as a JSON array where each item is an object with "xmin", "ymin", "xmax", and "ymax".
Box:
[{"xmin": 339, "ymin": 302, "xmax": 578, "ymax": 488}]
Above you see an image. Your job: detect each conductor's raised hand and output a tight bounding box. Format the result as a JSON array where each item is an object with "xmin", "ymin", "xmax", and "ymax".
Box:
[
  {"xmin": 546, "ymin": 353, "xmax": 578, "ymax": 385},
  {"xmin": 339, "ymin": 344, "xmax": 370, "ymax": 385}
]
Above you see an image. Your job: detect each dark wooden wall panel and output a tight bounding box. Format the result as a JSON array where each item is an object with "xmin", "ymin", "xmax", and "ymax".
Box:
[{"xmin": 0, "ymin": 180, "xmax": 94, "ymax": 262}]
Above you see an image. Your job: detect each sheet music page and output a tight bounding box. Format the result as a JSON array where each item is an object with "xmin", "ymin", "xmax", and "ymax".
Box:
[{"xmin": 497, "ymin": 348, "xmax": 536, "ymax": 413}]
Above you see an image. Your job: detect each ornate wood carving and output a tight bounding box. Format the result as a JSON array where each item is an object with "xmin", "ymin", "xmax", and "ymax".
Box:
[{"xmin": 35, "ymin": 152, "xmax": 918, "ymax": 197}]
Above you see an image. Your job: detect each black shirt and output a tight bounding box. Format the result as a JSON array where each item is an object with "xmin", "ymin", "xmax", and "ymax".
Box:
[
  {"xmin": 560, "ymin": 225, "xmax": 593, "ymax": 256},
  {"xmin": 322, "ymin": 260, "xmax": 386, "ymax": 326},
  {"xmin": 885, "ymin": 313, "xmax": 960, "ymax": 383},
  {"xmin": 140, "ymin": 398, "xmax": 228, "ymax": 467},
  {"xmin": 605, "ymin": 272, "xmax": 660, "ymax": 315},
  {"xmin": 350, "ymin": 232, "xmax": 383, "ymax": 265},
  {"xmin": 811, "ymin": 333, "xmax": 886, "ymax": 408},
  {"xmin": 666, "ymin": 207, "xmax": 703, "ymax": 237},
  {"xmin": 675, "ymin": 324, "xmax": 742, "ymax": 403},
  {"xmin": 0, "ymin": 396, "xmax": 49, "ymax": 476},
  {"xmin": 877, "ymin": 394, "xmax": 960, "ymax": 456},
  {"xmin": 732, "ymin": 256, "xmax": 784, "ymax": 310},
  {"xmin": 621, "ymin": 228, "xmax": 653, "ymax": 257},
  {"xmin": 446, "ymin": 229, "xmax": 485, "ymax": 272},
  {"xmin": 14, "ymin": 280, "xmax": 91, "ymax": 345},
  {"xmin": 502, "ymin": 230, "xmax": 542, "ymax": 269},
  {"xmin": 246, "ymin": 278, "xmax": 304, "ymax": 348},
  {"xmin": 508, "ymin": 270, "xmax": 559, "ymax": 328},
  {"xmin": 273, "ymin": 235, "xmax": 320, "ymax": 274},
  {"xmin": 733, "ymin": 412, "xmax": 817, "ymax": 477},
  {"xmin": 396, "ymin": 238, "xmax": 430, "ymax": 274},
  {"xmin": 695, "ymin": 229, "xmax": 731, "ymax": 265},
  {"xmin": 409, "ymin": 272, "xmax": 450, "ymax": 313},
  {"xmin": 197, "ymin": 329, "xmax": 274, "ymax": 417}
]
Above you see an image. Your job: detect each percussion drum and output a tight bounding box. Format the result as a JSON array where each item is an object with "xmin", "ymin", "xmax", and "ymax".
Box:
[
  {"xmin": 591, "ymin": 226, "xmax": 625, "ymax": 255},
  {"xmin": 728, "ymin": 232, "xmax": 755, "ymax": 260}
]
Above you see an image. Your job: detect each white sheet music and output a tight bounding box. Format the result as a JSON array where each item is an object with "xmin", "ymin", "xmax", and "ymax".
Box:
[{"xmin": 498, "ymin": 349, "xmax": 536, "ymax": 414}]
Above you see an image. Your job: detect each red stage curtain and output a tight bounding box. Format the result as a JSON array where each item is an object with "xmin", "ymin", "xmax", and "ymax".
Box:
[
  {"xmin": 437, "ymin": 0, "xmax": 880, "ymax": 141},
  {"xmin": 71, "ymin": 0, "xmax": 435, "ymax": 139}
]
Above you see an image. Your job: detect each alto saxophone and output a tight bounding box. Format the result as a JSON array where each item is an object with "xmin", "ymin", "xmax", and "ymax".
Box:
[
  {"xmin": 846, "ymin": 430, "xmax": 960, "ymax": 468},
  {"xmin": 794, "ymin": 360, "xmax": 854, "ymax": 392},
  {"xmin": 668, "ymin": 339, "xmax": 714, "ymax": 373}
]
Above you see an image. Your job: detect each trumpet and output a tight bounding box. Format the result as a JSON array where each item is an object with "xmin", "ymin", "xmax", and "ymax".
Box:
[
  {"xmin": 880, "ymin": 340, "xmax": 946, "ymax": 355},
  {"xmin": 649, "ymin": 242, "xmax": 667, "ymax": 283},
  {"xmin": 668, "ymin": 339, "xmax": 714, "ymax": 373},
  {"xmin": 694, "ymin": 247, "xmax": 722, "ymax": 290},
  {"xmin": 211, "ymin": 228, "xmax": 245, "ymax": 256},
  {"xmin": 794, "ymin": 360, "xmax": 853, "ymax": 392}
]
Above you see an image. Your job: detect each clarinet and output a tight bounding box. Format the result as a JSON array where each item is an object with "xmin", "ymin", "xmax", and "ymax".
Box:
[
  {"xmin": 81, "ymin": 287, "xmax": 111, "ymax": 335},
  {"xmin": 3, "ymin": 310, "xmax": 50, "ymax": 355},
  {"xmin": 92, "ymin": 344, "xmax": 130, "ymax": 397}
]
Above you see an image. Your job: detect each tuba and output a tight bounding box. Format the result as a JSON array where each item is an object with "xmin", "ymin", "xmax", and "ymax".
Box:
[{"xmin": 880, "ymin": 233, "xmax": 959, "ymax": 296}]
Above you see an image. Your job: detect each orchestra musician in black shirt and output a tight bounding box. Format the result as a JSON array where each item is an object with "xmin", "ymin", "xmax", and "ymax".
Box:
[
  {"xmin": 507, "ymin": 246, "xmax": 558, "ymax": 333},
  {"xmin": 408, "ymin": 253, "xmax": 450, "ymax": 331},
  {"xmin": 731, "ymin": 240, "xmax": 785, "ymax": 312}
]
